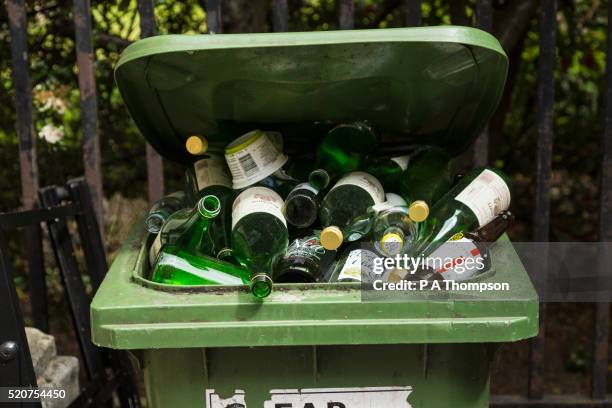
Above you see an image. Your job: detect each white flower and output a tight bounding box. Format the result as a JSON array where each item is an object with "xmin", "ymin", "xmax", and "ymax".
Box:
[{"xmin": 39, "ymin": 124, "xmax": 64, "ymax": 144}]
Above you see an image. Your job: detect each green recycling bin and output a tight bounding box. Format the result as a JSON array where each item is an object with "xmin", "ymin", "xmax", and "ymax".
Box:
[{"xmin": 91, "ymin": 27, "xmax": 538, "ymax": 408}]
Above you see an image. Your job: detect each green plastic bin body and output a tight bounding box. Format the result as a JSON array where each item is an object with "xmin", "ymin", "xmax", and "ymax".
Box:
[{"xmin": 92, "ymin": 27, "xmax": 539, "ymax": 407}]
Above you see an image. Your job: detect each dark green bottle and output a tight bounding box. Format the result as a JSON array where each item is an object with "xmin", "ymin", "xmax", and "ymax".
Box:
[
  {"xmin": 283, "ymin": 169, "xmax": 330, "ymax": 228},
  {"xmin": 315, "ymin": 121, "xmax": 377, "ymax": 178},
  {"xmin": 145, "ymin": 191, "xmax": 187, "ymax": 234},
  {"xmin": 185, "ymin": 153, "xmax": 237, "ymax": 262},
  {"xmin": 399, "ymin": 146, "xmax": 454, "ymax": 223},
  {"xmin": 364, "ymin": 154, "xmax": 412, "ymax": 192},
  {"xmin": 231, "ymin": 187, "xmax": 289, "ymax": 298},
  {"xmin": 410, "ymin": 167, "xmax": 512, "ymax": 258},
  {"xmin": 273, "ymin": 231, "xmax": 335, "ymax": 283},
  {"xmin": 160, "ymin": 195, "xmax": 221, "ymax": 256},
  {"xmin": 151, "ymin": 245, "xmax": 250, "ymax": 286}
]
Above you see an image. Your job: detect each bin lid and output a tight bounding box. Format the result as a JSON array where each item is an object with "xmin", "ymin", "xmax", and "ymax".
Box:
[{"xmin": 115, "ymin": 26, "xmax": 507, "ymax": 162}]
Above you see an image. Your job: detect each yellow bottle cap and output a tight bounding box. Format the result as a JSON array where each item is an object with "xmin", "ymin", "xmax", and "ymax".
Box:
[
  {"xmin": 185, "ymin": 135, "xmax": 208, "ymax": 155},
  {"xmin": 380, "ymin": 232, "xmax": 404, "ymax": 256},
  {"xmin": 408, "ymin": 200, "xmax": 429, "ymax": 222},
  {"xmin": 320, "ymin": 226, "xmax": 343, "ymax": 251}
]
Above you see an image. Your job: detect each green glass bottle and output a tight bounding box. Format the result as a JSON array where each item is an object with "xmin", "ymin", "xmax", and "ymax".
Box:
[
  {"xmin": 273, "ymin": 231, "xmax": 335, "ymax": 283},
  {"xmin": 145, "ymin": 191, "xmax": 187, "ymax": 234},
  {"xmin": 410, "ymin": 167, "xmax": 512, "ymax": 259},
  {"xmin": 160, "ymin": 195, "xmax": 221, "ymax": 256},
  {"xmin": 231, "ymin": 186, "xmax": 289, "ymax": 298},
  {"xmin": 319, "ymin": 171, "xmax": 385, "ymax": 250},
  {"xmin": 364, "ymin": 154, "xmax": 412, "ymax": 192},
  {"xmin": 399, "ymin": 146, "xmax": 454, "ymax": 223},
  {"xmin": 315, "ymin": 121, "xmax": 377, "ymax": 178},
  {"xmin": 151, "ymin": 245, "xmax": 250, "ymax": 286},
  {"xmin": 185, "ymin": 153, "xmax": 237, "ymax": 262}
]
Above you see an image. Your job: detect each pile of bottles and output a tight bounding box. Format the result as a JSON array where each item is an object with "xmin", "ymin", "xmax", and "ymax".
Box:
[{"xmin": 147, "ymin": 123, "xmax": 514, "ymax": 299}]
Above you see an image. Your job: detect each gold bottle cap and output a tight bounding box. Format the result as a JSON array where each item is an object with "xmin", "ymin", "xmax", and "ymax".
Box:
[
  {"xmin": 408, "ymin": 200, "xmax": 429, "ymax": 222},
  {"xmin": 380, "ymin": 232, "xmax": 404, "ymax": 256},
  {"xmin": 185, "ymin": 135, "xmax": 208, "ymax": 155},
  {"xmin": 320, "ymin": 226, "xmax": 343, "ymax": 251}
]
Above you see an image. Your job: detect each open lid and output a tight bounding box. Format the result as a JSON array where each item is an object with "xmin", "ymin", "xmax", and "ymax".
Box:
[{"xmin": 115, "ymin": 26, "xmax": 507, "ymax": 162}]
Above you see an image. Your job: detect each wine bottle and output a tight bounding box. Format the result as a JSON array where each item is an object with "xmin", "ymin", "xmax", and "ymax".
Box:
[
  {"xmin": 160, "ymin": 195, "xmax": 221, "ymax": 256},
  {"xmin": 283, "ymin": 169, "xmax": 330, "ymax": 228},
  {"xmin": 231, "ymin": 187, "xmax": 289, "ymax": 298},
  {"xmin": 328, "ymin": 243, "xmax": 381, "ymax": 283},
  {"xmin": 315, "ymin": 121, "xmax": 377, "ymax": 178},
  {"xmin": 151, "ymin": 245, "xmax": 250, "ymax": 286},
  {"xmin": 273, "ymin": 231, "xmax": 335, "ymax": 283},
  {"xmin": 185, "ymin": 153, "xmax": 236, "ymax": 262},
  {"xmin": 399, "ymin": 146, "xmax": 454, "ymax": 222},
  {"xmin": 364, "ymin": 154, "xmax": 412, "ymax": 191},
  {"xmin": 410, "ymin": 167, "xmax": 512, "ymax": 258}
]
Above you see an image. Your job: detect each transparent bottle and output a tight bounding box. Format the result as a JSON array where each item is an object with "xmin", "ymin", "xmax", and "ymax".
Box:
[
  {"xmin": 399, "ymin": 146, "xmax": 454, "ymax": 223},
  {"xmin": 185, "ymin": 153, "xmax": 236, "ymax": 262},
  {"xmin": 410, "ymin": 167, "xmax": 512, "ymax": 258},
  {"xmin": 283, "ymin": 169, "xmax": 331, "ymax": 228},
  {"xmin": 315, "ymin": 121, "xmax": 377, "ymax": 178},
  {"xmin": 160, "ymin": 195, "xmax": 221, "ymax": 256},
  {"xmin": 372, "ymin": 206, "xmax": 416, "ymax": 257},
  {"xmin": 231, "ymin": 187, "xmax": 289, "ymax": 298},
  {"xmin": 145, "ymin": 191, "xmax": 187, "ymax": 234},
  {"xmin": 151, "ymin": 245, "xmax": 250, "ymax": 286}
]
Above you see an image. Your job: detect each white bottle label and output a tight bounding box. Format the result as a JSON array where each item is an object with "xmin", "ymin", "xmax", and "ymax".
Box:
[
  {"xmin": 331, "ymin": 171, "xmax": 385, "ymax": 205},
  {"xmin": 454, "ymin": 169, "xmax": 511, "ymax": 227},
  {"xmin": 225, "ymin": 130, "xmax": 287, "ymax": 189},
  {"xmin": 193, "ymin": 154, "xmax": 232, "ymax": 189},
  {"xmin": 425, "ymin": 237, "xmax": 486, "ymax": 281},
  {"xmin": 338, "ymin": 249, "xmax": 378, "ymax": 282},
  {"xmin": 232, "ymin": 186, "xmax": 286, "ymax": 229},
  {"xmin": 293, "ymin": 182, "xmax": 319, "ymax": 195},
  {"xmin": 391, "ymin": 154, "xmax": 411, "ymax": 171}
]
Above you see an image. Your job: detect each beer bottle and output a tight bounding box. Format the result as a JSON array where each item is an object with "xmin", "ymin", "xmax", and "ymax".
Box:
[
  {"xmin": 145, "ymin": 191, "xmax": 187, "ymax": 234},
  {"xmin": 399, "ymin": 146, "xmax": 454, "ymax": 223},
  {"xmin": 231, "ymin": 187, "xmax": 289, "ymax": 298}
]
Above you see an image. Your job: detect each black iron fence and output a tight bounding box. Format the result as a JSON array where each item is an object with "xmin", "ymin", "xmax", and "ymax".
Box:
[{"xmin": 3, "ymin": 0, "xmax": 611, "ymax": 405}]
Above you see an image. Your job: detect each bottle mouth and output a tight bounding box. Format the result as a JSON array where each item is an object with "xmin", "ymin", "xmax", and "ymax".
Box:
[
  {"xmin": 250, "ymin": 273, "xmax": 273, "ymax": 299},
  {"xmin": 320, "ymin": 226, "xmax": 343, "ymax": 251},
  {"xmin": 197, "ymin": 195, "xmax": 221, "ymax": 218},
  {"xmin": 308, "ymin": 168, "xmax": 330, "ymax": 190},
  {"xmin": 145, "ymin": 214, "xmax": 164, "ymax": 234}
]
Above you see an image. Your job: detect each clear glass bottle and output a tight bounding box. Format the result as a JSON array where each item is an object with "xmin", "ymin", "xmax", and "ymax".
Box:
[
  {"xmin": 231, "ymin": 187, "xmax": 289, "ymax": 298},
  {"xmin": 145, "ymin": 191, "xmax": 187, "ymax": 234},
  {"xmin": 328, "ymin": 243, "xmax": 381, "ymax": 283}
]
